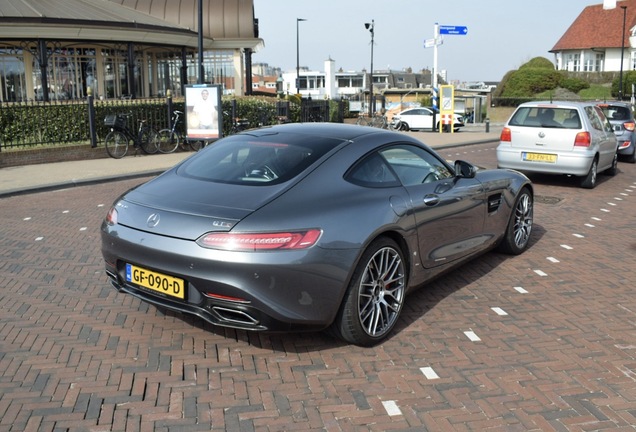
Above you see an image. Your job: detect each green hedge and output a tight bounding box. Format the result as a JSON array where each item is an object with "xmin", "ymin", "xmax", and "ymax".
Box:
[{"xmin": 0, "ymin": 96, "xmax": 348, "ymax": 150}]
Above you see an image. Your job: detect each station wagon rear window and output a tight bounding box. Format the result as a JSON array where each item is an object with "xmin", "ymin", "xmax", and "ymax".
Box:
[{"xmin": 509, "ymin": 107, "xmax": 581, "ymax": 129}]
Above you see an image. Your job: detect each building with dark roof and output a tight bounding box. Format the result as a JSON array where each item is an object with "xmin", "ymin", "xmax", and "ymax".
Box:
[
  {"xmin": 0, "ymin": 0, "xmax": 262, "ymax": 102},
  {"xmin": 550, "ymin": 0, "xmax": 636, "ymax": 72}
]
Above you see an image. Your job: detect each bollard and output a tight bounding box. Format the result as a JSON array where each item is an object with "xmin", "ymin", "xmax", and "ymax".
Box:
[
  {"xmin": 485, "ymin": 117, "xmax": 490, "ymax": 133},
  {"xmin": 87, "ymin": 87, "xmax": 97, "ymax": 148}
]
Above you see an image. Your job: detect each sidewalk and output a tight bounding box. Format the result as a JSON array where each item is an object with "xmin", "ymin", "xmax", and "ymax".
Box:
[{"xmin": 0, "ymin": 125, "xmax": 502, "ymax": 197}]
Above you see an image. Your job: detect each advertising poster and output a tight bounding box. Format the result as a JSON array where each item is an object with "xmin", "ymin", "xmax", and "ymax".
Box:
[{"xmin": 185, "ymin": 84, "xmax": 222, "ymax": 140}]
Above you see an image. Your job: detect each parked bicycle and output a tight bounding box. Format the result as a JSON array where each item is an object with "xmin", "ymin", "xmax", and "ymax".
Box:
[
  {"xmin": 356, "ymin": 112, "xmax": 387, "ymax": 129},
  {"xmin": 223, "ymin": 110, "xmax": 250, "ymax": 135},
  {"xmin": 156, "ymin": 110, "xmax": 204, "ymax": 154},
  {"xmin": 103, "ymin": 113, "xmax": 159, "ymax": 159}
]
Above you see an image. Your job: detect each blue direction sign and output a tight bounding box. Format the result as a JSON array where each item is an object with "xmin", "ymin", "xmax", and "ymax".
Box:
[{"xmin": 439, "ymin": 25, "xmax": 468, "ymax": 35}]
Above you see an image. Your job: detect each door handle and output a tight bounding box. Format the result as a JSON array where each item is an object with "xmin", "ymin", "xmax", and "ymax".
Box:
[{"xmin": 423, "ymin": 194, "xmax": 440, "ymax": 206}]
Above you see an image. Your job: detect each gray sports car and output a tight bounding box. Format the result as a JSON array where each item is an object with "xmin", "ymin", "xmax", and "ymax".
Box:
[{"xmin": 101, "ymin": 123, "xmax": 533, "ymax": 346}]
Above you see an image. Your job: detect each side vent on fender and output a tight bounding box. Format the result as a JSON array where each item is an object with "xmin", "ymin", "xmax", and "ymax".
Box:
[{"xmin": 488, "ymin": 194, "xmax": 502, "ymax": 214}]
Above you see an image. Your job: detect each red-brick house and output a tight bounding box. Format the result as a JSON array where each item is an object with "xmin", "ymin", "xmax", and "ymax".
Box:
[{"xmin": 550, "ymin": 0, "xmax": 636, "ymax": 72}]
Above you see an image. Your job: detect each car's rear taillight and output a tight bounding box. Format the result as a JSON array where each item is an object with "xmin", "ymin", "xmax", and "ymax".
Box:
[
  {"xmin": 197, "ymin": 229, "xmax": 322, "ymax": 251},
  {"xmin": 574, "ymin": 131, "xmax": 591, "ymax": 147},
  {"xmin": 623, "ymin": 121, "xmax": 635, "ymax": 131},
  {"xmin": 105, "ymin": 207, "xmax": 118, "ymax": 225},
  {"xmin": 500, "ymin": 127, "xmax": 511, "ymax": 142}
]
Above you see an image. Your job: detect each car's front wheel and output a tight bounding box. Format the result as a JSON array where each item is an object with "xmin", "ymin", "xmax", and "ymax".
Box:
[
  {"xmin": 497, "ymin": 187, "xmax": 533, "ymax": 255},
  {"xmin": 332, "ymin": 238, "xmax": 406, "ymax": 346}
]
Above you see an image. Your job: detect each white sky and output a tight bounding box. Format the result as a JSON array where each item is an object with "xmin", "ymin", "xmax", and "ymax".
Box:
[{"xmin": 252, "ymin": 0, "xmax": 599, "ymax": 82}]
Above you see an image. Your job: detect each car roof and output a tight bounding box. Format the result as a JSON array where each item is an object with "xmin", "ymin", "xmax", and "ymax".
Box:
[
  {"xmin": 597, "ymin": 101, "xmax": 632, "ymax": 108},
  {"xmin": 517, "ymin": 100, "xmax": 596, "ymax": 109},
  {"xmin": 243, "ymin": 122, "xmax": 382, "ymax": 141}
]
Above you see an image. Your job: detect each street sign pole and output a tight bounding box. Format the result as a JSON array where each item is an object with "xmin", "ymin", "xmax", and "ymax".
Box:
[
  {"xmin": 433, "ymin": 23, "xmax": 439, "ymax": 90},
  {"xmin": 431, "ymin": 24, "xmax": 468, "ymax": 91}
]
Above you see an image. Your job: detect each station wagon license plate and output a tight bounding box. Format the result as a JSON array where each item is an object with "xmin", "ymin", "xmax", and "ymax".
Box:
[
  {"xmin": 523, "ymin": 152, "xmax": 557, "ymax": 163},
  {"xmin": 126, "ymin": 263, "xmax": 185, "ymax": 300}
]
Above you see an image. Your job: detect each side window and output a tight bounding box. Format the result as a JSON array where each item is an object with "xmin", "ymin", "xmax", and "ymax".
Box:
[
  {"xmin": 585, "ymin": 106, "xmax": 603, "ymax": 131},
  {"xmin": 346, "ymin": 152, "xmax": 400, "ymax": 187},
  {"xmin": 593, "ymin": 105, "xmax": 613, "ymax": 132},
  {"xmin": 380, "ymin": 145, "xmax": 453, "ymax": 186}
]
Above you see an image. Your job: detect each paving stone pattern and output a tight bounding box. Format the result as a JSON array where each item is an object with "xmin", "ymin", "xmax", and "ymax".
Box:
[{"xmin": 1, "ymin": 144, "xmax": 635, "ymax": 431}]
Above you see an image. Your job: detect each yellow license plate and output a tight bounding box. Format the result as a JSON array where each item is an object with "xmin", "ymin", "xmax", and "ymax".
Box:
[
  {"xmin": 125, "ymin": 264, "xmax": 185, "ymax": 300},
  {"xmin": 523, "ymin": 152, "xmax": 557, "ymax": 163}
]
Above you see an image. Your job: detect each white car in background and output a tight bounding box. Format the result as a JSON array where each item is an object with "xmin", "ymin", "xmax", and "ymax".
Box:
[
  {"xmin": 390, "ymin": 107, "xmax": 464, "ymax": 132},
  {"xmin": 496, "ymin": 101, "xmax": 618, "ymax": 189}
]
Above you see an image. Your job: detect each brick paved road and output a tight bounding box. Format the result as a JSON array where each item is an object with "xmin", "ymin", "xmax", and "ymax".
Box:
[{"xmin": 1, "ymin": 143, "xmax": 635, "ymax": 431}]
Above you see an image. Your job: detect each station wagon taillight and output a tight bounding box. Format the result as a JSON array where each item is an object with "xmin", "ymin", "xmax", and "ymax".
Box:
[
  {"xmin": 574, "ymin": 131, "xmax": 591, "ymax": 147},
  {"xmin": 500, "ymin": 127, "xmax": 511, "ymax": 142},
  {"xmin": 623, "ymin": 121, "xmax": 636, "ymax": 131}
]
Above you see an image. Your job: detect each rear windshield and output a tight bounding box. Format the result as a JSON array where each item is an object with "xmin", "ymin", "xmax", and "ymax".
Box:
[
  {"xmin": 597, "ymin": 104, "xmax": 631, "ymax": 121},
  {"xmin": 178, "ymin": 133, "xmax": 343, "ymax": 185},
  {"xmin": 509, "ymin": 107, "xmax": 582, "ymax": 129}
]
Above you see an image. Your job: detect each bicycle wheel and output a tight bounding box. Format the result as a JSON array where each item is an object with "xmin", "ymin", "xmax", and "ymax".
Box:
[
  {"xmin": 188, "ymin": 140, "xmax": 205, "ymax": 151},
  {"xmin": 139, "ymin": 127, "xmax": 159, "ymax": 154},
  {"xmin": 356, "ymin": 116, "xmax": 369, "ymax": 126},
  {"xmin": 157, "ymin": 129, "xmax": 181, "ymax": 154},
  {"xmin": 371, "ymin": 116, "xmax": 387, "ymax": 128},
  {"xmin": 104, "ymin": 130, "xmax": 129, "ymax": 159}
]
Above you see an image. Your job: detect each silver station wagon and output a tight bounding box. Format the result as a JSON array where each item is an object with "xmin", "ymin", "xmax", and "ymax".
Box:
[{"xmin": 497, "ymin": 101, "xmax": 618, "ymax": 188}]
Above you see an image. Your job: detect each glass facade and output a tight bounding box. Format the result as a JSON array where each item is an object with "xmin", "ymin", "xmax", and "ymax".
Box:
[{"xmin": 0, "ymin": 43, "xmax": 239, "ymax": 102}]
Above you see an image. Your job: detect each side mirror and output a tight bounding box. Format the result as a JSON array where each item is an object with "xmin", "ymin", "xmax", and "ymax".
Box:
[{"xmin": 454, "ymin": 160, "xmax": 476, "ymax": 178}]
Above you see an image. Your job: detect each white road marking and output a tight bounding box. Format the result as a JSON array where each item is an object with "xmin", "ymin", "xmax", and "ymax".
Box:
[
  {"xmin": 464, "ymin": 330, "xmax": 481, "ymax": 342},
  {"xmin": 382, "ymin": 400, "xmax": 402, "ymax": 416},
  {"xmin": 420, "ymin": 367, "xmax": 440, "ymax": 379},
  {"xmin": 491, "ymin": 307, "xmax": 508, "ymax": 316}
]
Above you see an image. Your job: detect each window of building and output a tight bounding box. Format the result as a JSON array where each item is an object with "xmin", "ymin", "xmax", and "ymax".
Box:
[
  {"xmin": 564, "ymin": 53, "xmax": 580, "ymax": 72},
  {"xmin": 0, "ymin": 47, "xmax": 26, "ymax": 102}
]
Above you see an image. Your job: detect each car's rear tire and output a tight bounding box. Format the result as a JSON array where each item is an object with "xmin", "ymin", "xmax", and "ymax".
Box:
[
  {"xmin": 332, "ymin": 237, "xmax": 406, "ymax": 346},
  {"xmin": 626, "ymin": 149, "xmax": 636, "ymax": 163},
  {"xmin": 580, "ymin": 157, "xmax": 598, "ymax": 189},
  {"xmin": 497, "ymin": 187, "xmax": 533, "ymax": 255}
]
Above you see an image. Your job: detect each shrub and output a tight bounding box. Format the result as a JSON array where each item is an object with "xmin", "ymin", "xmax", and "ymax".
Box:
[
  {"xmin": 611, "ymin": 70, "xmax": 636, "ymax": 98},
  {"xmin": 519, "ymin": 57, "xmax": 555, "ymax": 69},
  {"xmin": 559, "ymin": 76, "xmax": 590, "ymax": 93},
  {"xmin": 500, "ymin": 67, "xmax": 562, "ymax": 97}
]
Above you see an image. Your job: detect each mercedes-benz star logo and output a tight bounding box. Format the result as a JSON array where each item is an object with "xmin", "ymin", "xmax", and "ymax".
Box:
[{"xmin": 147, "ymin": 213, "xmax": 160, "ymax": 228}]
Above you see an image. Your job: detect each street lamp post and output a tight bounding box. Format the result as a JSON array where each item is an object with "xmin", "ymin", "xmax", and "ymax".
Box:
[
  {"xmin": 296, "ymin": 18, "xmax": 307, "ymax": 95},
  {"xmin": 197, "ymin": 0, "xmax": 204, "ymax": 84},
  {"xmin": 365, "ymin": 20, "xmax": 374, "ymax": 117},
  {"xmin": 619, "ymin": 5, "xmax": 627, "ymax": 100}
]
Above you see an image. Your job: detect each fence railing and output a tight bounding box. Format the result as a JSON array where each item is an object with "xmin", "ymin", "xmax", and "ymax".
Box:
[{"xmin": 0, "ymin": 97, "xmax": 348, "ymax": 151}]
